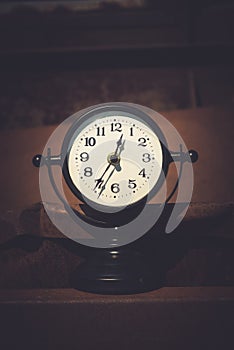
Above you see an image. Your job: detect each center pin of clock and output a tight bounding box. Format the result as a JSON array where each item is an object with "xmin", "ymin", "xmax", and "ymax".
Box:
[{"xmin": 107, "ymin": 153, "xmax": 120, "ymax": 165}]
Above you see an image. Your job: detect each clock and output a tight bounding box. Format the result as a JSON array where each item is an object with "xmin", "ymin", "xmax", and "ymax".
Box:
[
  {"xmin": 61, "ymin": 104, "xmax": 170, "ymax": 223},
  {"xmin": 32, "ymin": 102, "xmax": 198, "ymax": 294}
]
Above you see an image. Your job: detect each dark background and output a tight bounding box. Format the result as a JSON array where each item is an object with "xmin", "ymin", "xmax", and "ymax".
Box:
[
  {"xmin": 0, "ymin": 0, "xmax": 234, "ymax": 129},
  {"xmin": 0, "ymin": 0, "xmax": 233, "ymax": 291},
  {"xmin": 0, "ymin": 2, "xmax": 234, "ymax": 349}
]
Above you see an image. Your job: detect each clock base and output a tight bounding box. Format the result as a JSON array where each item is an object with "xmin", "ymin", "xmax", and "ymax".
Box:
[{"xmin": 71, "ymin": 249, "xmax": 162, "ymax": 294}]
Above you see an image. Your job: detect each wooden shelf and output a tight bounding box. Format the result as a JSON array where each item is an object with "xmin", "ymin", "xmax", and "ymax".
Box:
[{"xmin": 0, "ymin": 287, "xmax": 234, "ymax": 350}]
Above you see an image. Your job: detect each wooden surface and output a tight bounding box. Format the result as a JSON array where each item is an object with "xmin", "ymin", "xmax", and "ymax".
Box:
[
  {"xmin": 0, "ymin": 287, "xmax": 234, "ymax": 350},
  {"xmin": 0, "ymin": 205, "xmax": 234, "ymax": 288},
  {"xmin": 1, "ymin": 286, "xmax": 234, "ymax": 302}
]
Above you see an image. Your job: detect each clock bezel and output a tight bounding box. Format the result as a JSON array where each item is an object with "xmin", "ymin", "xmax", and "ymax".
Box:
[{"xmin": 61, "ymin": 103, "xmax": 170, "ymax": 215}]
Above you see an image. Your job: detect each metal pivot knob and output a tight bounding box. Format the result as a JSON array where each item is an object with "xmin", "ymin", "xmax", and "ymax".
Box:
[
  {"xmin": 32, "ymin": 154, "xmax": 44, "ymax": 167},
  {"xmin": 32, "ymin": 152, "xmax": 62, "ymax": 167},
  {"xmin": 188, "ymin": 149, "xmax": 199, "ymax": 163}
]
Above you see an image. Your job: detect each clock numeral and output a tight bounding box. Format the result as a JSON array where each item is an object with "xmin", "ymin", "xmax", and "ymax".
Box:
[
  {"xmin": 138, "ymin": 168, "xmax": 146, "ymax": 177},
  {"xmin": 80, "ymin": 152, "xmax": 89, "ymax": 162},
  {"xmin": 142, "ymin": 153, "xmax": 151, "ymax": 163},
  {"xmin": 97, "ymin": 127, "xmax": 105, "ymax": 136},
  {"xmin": 84, "ymin": 167, "xmax": 93, "ymax": 177},
  {"xmin": 128, "ymin": 179, "xmax": 137, "ymax": 189},
  {"xmin": 111, "ymin": 123, "xmax": 122, "ymax": 132},
  {"xmin": 138, "ymin": 137, "xmax": 147, "ymax": 147},
  {"xmin": 95, "ymin": 179, "xmax": 104, "ymax": 189},
  {"xmin": 111, "ymin": 183, "xmax": 120, "ymax": 193},
  {"xmin": 84, "ymin": 137, "xmax": 96, "ymax": 147},
  {"xmin": 130, "ymin": 127, "xmax": 134, "ymax": 136}
]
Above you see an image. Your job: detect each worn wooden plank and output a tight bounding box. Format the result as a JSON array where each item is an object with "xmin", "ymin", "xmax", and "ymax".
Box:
[
  {"xmin": 36, "ymin": 202, "xmax": 234, "ymax": 239},
  {"xmin": 0, "ymin": 287, "xmax": 234, "ymax": 350},
  {"xmin": 1, "ymin": 44, "xmax": 234, "ymax": 71},
  {"xmin": 0, "ymin": 286, "xmax": 234, "ymax": 303},
  {"xmin": 0, "ymin": 205, "xmax": 234, "ymax": 288}
]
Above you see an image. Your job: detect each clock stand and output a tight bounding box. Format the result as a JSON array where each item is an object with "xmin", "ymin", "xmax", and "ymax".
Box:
[
  {"xmin": 70, "ymin": 247, "xmax": 161, "ymax": 294},
  {"xmin": 33, "ymin": 148, "xmax": 197, "ymax": 294}
]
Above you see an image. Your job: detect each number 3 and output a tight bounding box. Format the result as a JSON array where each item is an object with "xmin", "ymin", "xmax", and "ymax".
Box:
[{"xmin": 142, "ymin": 153, "xmax": 151, "ymax": 162}]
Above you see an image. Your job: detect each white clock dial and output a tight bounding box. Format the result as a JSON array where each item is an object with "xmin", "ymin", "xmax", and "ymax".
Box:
[{"xmin": 67, "ymin": 114, "xmax": 163, "ymax": 208}]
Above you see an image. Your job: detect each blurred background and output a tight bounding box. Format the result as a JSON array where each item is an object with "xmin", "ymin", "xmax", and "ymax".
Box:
[
  {"xmin": 0, "ymin": 0, "xmax": 234, "ymax": 210},
  {"xmin": 0, "ymin": 0, "xmax": 234, "ymax": 129},
  {"xmin": 0, "ymin": 0, "xmax": 233, "ymax": 291}
]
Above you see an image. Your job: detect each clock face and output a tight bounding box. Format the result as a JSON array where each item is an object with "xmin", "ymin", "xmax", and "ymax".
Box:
[{"xmin": 64, "ymin": 109, "xmax": 164, "ymax": 209}]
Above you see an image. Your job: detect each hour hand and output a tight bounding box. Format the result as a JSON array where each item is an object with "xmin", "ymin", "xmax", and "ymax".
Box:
[
  {"xmin": 114, "ymin": 140, "xmax": 125, "ymax": 171},
  {"xmin": 118, "ymin": 139, "xmax": 125, "ymax": 156},
  {"xmin": 114, "ymin": 133, "xmax": 123, "ymax": 155}
]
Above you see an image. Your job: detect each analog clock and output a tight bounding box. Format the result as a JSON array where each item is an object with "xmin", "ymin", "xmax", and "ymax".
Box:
[
  {"xmin": 62, "ymin": 104, "xmax": 169, "ymax": 213},
  {"xmin": 33, "ymin": 103, "xmax": 198, "ymax": 293}
]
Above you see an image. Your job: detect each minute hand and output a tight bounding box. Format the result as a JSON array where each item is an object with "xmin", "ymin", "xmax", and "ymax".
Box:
[
  {"xmin": 97, "ymin": 138, "xmax": 126, "ymax": 197},
  {"xmin": 98, "ymin": 166, "xmax": 116, "ymax": 198},
  {"xmin": 93, "ymin": 163, "xmax": 111, "ymax": 190}
]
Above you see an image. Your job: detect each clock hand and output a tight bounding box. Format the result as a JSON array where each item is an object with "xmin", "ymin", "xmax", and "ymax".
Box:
[
  {"xmin": 98, "ymin": 166, "xmax": 116, "ymax": 198},
  {"xmin": 94, "ymin": 163, "xmax": 112, "ymax": 190},
  {"xmin": 118, "ymin": 139, "xmax": 125, "ymax": 156},
  {"xmin": 95, "ymin": 136, "xmax": 125, "ymax": 189},
  {"xmin": 97, "ymin": 140, "xmax": 125, "ymax": 197},
  {"xmin": 115, "ymin": 140, "xmax": 125, "ymax": 171},
  {"xmin": 114, "ymin": 133, "xmax": 123, "ymax": 155},
  {"xmin": 95, "ymin": 135, "xmax": 125, "ymax": 192}
]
